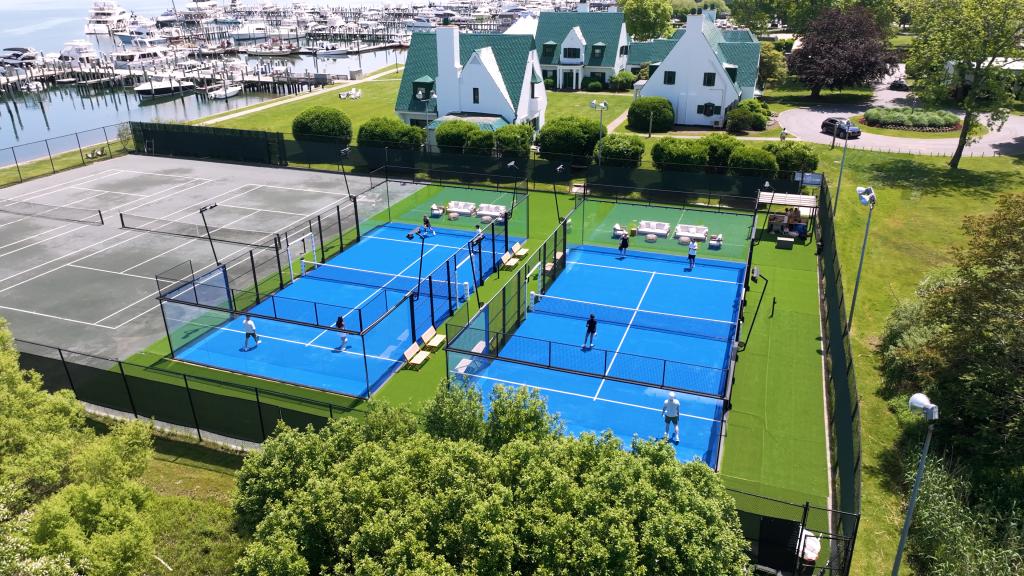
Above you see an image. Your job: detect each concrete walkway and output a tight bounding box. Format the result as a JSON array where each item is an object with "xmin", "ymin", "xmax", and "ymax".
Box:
[
  {"xmin": 777, "ymin": 67, "xmax": 1024, "ymax": 157},
  {"xmin": 199, "ymin": 65, "xmax": 403, "ymax": 127}
]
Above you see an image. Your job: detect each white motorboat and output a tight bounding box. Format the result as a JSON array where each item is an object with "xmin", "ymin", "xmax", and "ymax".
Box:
[
  {"xmin": 1, "ymin": 47, "xmax": 43, "ymax": 67},
  {"xmin": 114, "ymin": 15, "xmax": 166, "ymax": 45},
  {"xmin": 208, "ymin": 83, "xmax": 243, "ymax": 99},
  {"xmin": 404, "ymin": 16, "xmax": 436, "ymax": 32},
  {"xmin": 112, "ymin": 39, "xmax": 175, "ymax": 70},
  {"xmin": 58, "ymin": 40, "xmax": 103, "ymax": 65},
  {"xmin": 231, "ymin": 22, "xmax": 270, "ymax": 41},
  {"xmin": 134, "ymin": 77, "xmax": 196, "ymax": 100},
  {"xmin": 155, "ymin": 10, "xmax": 178, "ymax": 27},
  {"xmin": 315, "ymin": 43, "xmax": 347, "ymax": 57},
  {"xmin": 247, "ymin": 42, "xmax": 297, "ymax": 57},
  {"xmin": 84, "ymin": 1, "xmax": 130, "ymax": 34}
]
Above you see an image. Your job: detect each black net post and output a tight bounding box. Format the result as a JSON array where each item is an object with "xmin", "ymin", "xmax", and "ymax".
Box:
[
  {"xmin": 428, "ymin": 274, "xmax": 435, "ymax": 326},
  {"xmin": 446, "ymin": 259, "xmax": 454, "ymax": 313},
  {"xmin": 116, "ymin": 361, "xmax": 139, "ymax": 417},
  {"xmin": 249, "ymin": 251, "xmax": 261, "ymax": 303},
  {"xmin": 56, "ymin": 348, "xmax": 77, "ymax": 395},
  {"xmin": 408, "ymin": 296, "xmax": 416, "ymax": 341},
  {"xmin": 476, "ymin": 241, "xmax": 483, "ymax": 286},
  {"xmin": 182, "ymin": 376, "xmax": 203, "ymax": 441},
  {"xmin": 336, "ymin": 205, "xmax": 345, "ymax": 251},
  {"xmin": 274, "ymin": 236, "xmax": 285, "ymax": 289},
  {"xmin": 254, "ymin": 388, "xmax": 267, "ymax": 441},
  {"xmin": 317, "ymin": 215, "xmax": 325, "ymax": 263},
  {"xmin": 351, "ymin": 195, "xmax": 361, "ymax": 240},
  {"xmin": 490, "ymin": 225, "xmax": 497, "ymax": 271}
]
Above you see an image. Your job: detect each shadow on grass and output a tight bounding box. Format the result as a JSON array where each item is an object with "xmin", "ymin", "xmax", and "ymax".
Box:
[
  {"xmin": 87, "ymin": 416, "xmax": 244, "ymax": 473},
  {"xmin": 865, "ymin": 158, "xmax": 1015, "ymax": 199}
]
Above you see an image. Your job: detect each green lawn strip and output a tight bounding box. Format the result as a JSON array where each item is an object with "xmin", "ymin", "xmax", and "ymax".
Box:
[
  {"xmin": 761, "ymin": 80, "xmax": 874, "ymax": 113},
  {"xmin": 722, "ymin": 221, "xmax": 829, "ymax": 512},
  {"xmin": 850, "ymin": 115, "xmax": 981, "ymax": 140},
  {"xmin": 546, "ymin": 91, "xmax": 634, "ymax": 127},
  {"xmin": 0, "ymin": 142, "xmax": 131, "ymax": 189},
  {"xmin": 210, "ymin": 72, "xmax": 403, "ymax": 134},
  {"xmin": 888, "ymin": 34, "xmax": 916, "ymax": 48},
  {"xmin": 813, "ymin": 145, "xmax": 1024, "ymax": 575}
]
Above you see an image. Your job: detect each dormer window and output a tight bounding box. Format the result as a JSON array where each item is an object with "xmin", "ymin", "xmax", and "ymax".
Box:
[
  {"xmin": 563, "ymin": 47, "xmax": 580, "ymax": 59},
  {"xmin": 591, "ymin": 42, "xmax": 605, "ymax": 60},
  {"xmin": 619, "ymin": 45, "xmax": 628, "ymax": 56},
  {"xmin": 413, "ymin": 75, "xmax": 434, "ymax": 100},
  {"xmin": 542, "ymin": 42, "xmax": 556, "ymax": 57}
]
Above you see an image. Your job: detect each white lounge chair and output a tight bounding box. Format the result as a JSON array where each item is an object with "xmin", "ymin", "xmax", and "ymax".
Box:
[
  {"xmin": 637, "ymin": 220, "xmax": 671, "ymax": 237},
  {"xmin": 421, "ymin": 326, "xmax": 446, "ymax": 351},
  {"xmin": 675, "ymin": 224, "xmax": 709, "ymax": 241},
  {"xmin": 402, "ymin": 342, "xmax": 429, "ymax": 370},
  {"xmin": 612, "ymin": 223, "xmax": 628, "ymax": 238},
  {"xmin": 708, "ymin": 234, "xmax": 723, "ymax": 249},
  {"xmin": 511, "ymin": 242, "xmax": 529, "ymax": 258},
  {"xmin": 446, "ymin": 200, "xmax": 476, "ymax": 216},
  {"xmin": 500, "ymin": 252, "xmax": 520, "ymax": 270}
]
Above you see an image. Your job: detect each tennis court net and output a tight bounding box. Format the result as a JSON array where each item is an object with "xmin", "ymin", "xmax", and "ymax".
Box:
[
  {"xmin": 120, "ymin": 213, "xmax": 278, "ymax": 248},
  {"xmin": 529, "ymin": 293, "xmax": 736, "ymax": 341},
  {"xmin": 0, "ymin": 199, "xmax": 103, "ymax": 225},
  {"xmin": 300, "ymin": 260, "xmax": 460, "ymax": 298}
]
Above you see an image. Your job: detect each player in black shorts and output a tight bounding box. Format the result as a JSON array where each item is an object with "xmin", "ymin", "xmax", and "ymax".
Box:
[{"xmin": 583, "ymin": 314, "xmax": 597, "ymax": 349}]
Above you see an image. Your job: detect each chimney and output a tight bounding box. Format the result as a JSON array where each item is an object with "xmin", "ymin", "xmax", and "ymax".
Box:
[
  {"xmin": 577, "ymin": 0, "xmax": 589, "ymax": 13},
  {"xmin": 686, "ymin": 10, "xmax": 704, "ymax": 34},
  {"xmin": 706, "ymin": 8, "xmax": 717, "ymax": 21},
  {"xmin": 435, "ymin": 26, "xmax": 461, "ymax": 116}
]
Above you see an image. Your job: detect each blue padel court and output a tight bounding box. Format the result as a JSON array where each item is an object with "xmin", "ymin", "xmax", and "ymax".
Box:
[
  {"xmin": 455, "ymin": 245, "xmax": 746, "ymax": 466},
  {"xmin": 170, "ymin": 223, "xmax": 508, "ymax": 397}
]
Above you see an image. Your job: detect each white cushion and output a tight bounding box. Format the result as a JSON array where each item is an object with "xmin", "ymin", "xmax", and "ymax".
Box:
[{"xmin": 675, "ymin": 224, "xmax": 709, "ymax": 240}]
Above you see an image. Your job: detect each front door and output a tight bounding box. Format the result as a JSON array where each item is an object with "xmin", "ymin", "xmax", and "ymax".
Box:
[{"xmin": 562, "ymin": 70, "xmax": 574, "ymax": 91}]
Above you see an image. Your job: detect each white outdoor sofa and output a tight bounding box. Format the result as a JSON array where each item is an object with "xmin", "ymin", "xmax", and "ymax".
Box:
[
  {"xmin": 675, "ymin": 224, "xmax": 709, "ymax": 241},
  {"xmin": 446, "ymin": 200, "xmax": 476, "ymax": 216},
  {"xmin": 637, "ymin": 220, "xmax": 672, "ymax": 237},
  {"xmin": 476, "ymin": 204, "xmax": 507, "ymax": 220}
]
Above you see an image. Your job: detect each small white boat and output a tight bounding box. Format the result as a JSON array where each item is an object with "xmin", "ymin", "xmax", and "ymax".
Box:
[
  {"xmin": 315, "ymin": 43, "xmax": 347, "ymax": 57},
  {"xmin": 134, "ymin": 77, "xmax": 195, "ymax": 100},
  {"xmin": 1, "ymin": 47, "xmax": 43, "ymax": 68},
  {"xmin": 247, "ymin": 43, "xmax": 297, "ymax": 57},
  {"xmin": 208, "ymin": 83, "xmax": 243, "ymax": 99}
]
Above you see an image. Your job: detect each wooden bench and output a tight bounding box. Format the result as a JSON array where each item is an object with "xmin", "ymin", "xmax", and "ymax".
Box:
[
  {"xmin": 776, "ymin": 236, "xmax": 795, "ymax": 250},
  {"xmin": 511, "ymin": 241, "xmax": 529, "ymax": 258},
  {"xmin": 403, "ymin": 342, "xmax": 430, "ymax": 370},
  {"xmin": 421, "ymin": 326, "xmax": 446, "ymax": 351},
  {"xmin": 500, "ymin": 252, "xmax": 520, "ymax": 270}
]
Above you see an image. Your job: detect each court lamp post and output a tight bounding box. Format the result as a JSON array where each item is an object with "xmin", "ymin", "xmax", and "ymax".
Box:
[
  {"xmin": 199, "ymin": 204, "xmax": 219, "ymax": 265},
  {"xmin": 846, "ymin": 186, "xmax": 875, "ymax": 335},
  {"xmin": 892, "ymin": 393, "xmax": 939, "ymax": 576},
  {"xmin": 406, "ymin": 227, "xmax": 428, "ymax": 300},
  {"xmin": 590, "ymin": 99, "xmax": 608, "ymax": 164},
  {"xmin": 832, "ymin": 119, "xmax": 852, "ymax": 218},
  {"xmin": 338, "ymin": 146, "xmax": 351, "ymax": 198},
  {"xmin": 553, "ymin": 164, "xmax": 565, "ymax": 223}
]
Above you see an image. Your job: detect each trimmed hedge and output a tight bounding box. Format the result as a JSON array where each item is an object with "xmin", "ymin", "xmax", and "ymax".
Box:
[
  {"xmin": 763, "ymin": 141, "xmax": 819, "ymax": 174},
  {"xmin": 628, "ymin": 97, "xmax": 675, "ymax": 133},
  {"xmin": 536, "ymin": 116, "xmax": 605, "ymax": 163},
  {"xmin": 727, "ymin": 146, "xmax": 778, "ymax": 176},
  {"xmin": 357, "ymin": 116, "xmax": 424, "ymax": 149},
  {"xmin": 862, "ymin": 107, "xmax": 960, "ymax": 131},
  {"xmin": 597, "ymin": 134, "xmax": 644, "ymax": 167},
  {"xmin": 726, "ymin": 100, "xmax": 770, "ymax": 133},
  {"xmin": 292, "ymin": 106, "xmax": 352, "ymax": 146},
  {"xmin": 651, "ymin": 138, "xmax": 709, "ymax": 171},
  {"xmin": 494, "ymin": 124, "xmax": 534, "ymax": 158},
  {"xmin": 435, "ymin": 120, "xmax": 479, "ymax": 153},
  {"xmin": 586, "ymin": 80, "xmax": 604, "ymax": 92},
  {"xmin": 464, "ymin": 130, "xmax": 495, "ymax": 156},
  {"xmin": 698, "ymin": 133, "xmax": 743, "ymax": 168},
  {"xmin": 610, "ymin": 70, "xmax": 637, "ymax": 91}
]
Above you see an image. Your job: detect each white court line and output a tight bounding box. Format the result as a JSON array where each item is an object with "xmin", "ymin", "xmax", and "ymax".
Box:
[
  {"xmin": 464, "ymin": 372, "xmax": 721, "ymax": 423},
  {"xmin": 539, "ymin": 292, "xmax": 733, "ymax": 326},
  {"xmin": 0, "ymin": 178, "xmax": 211, "ymax": 290},
  {"xmin": 70, "ymin": 186, "xmax": 147, "ymax": 197},
  {"xmin": 364, "ymin": 233, "xmax": 476, "ymax": 253},
  {"xmin": 256, "ymin": 183, "xmax": 349, "ymax": 197},
  {"xmin": 593, "ymin": 273, "xmax": 656, "ymax": 400},
  {"xmin": 177, "ymin": 321, "xmax": 396, "ymax": 362},
  {"xmin": 0, "ymin": 170, "xmax": 123, "ymax": 234},
  {"xmin": 0, "ymin": 303, "xmax": 113, "ymax": 329},
  {"xmin": 566, "ymin": 259, "xmax": 741, "ymax": 285},
  {"xmin": 2, "ymin": 168, "xmax": 121, "ymax": 201},
  {"xmin": 217, "ymin": 203, "xmax": 307, "ymax": 217},
  {"xmin": 68, "ymin": 263, "xmax": 153, "ymax": 281}
]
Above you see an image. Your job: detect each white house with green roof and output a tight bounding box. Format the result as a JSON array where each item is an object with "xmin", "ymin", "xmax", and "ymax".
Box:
[
  {"xmin": 394, "ymin": 27, "xmax": 546, "ymax": 132},
  {"xmin": 535, "ymin": 4, "xmax": 628, "ymax": 90},
  {"xmin": 637, "ymin": 10, "xmax": 761, "ymax": 127}
]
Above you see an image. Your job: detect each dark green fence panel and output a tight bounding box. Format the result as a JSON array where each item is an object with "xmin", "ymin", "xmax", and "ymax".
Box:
[
  {"xmin": 130, "ymin": 122, "xmax": 286, "ymax": 166},
  {"xmin": 62, "ymin": 351, "xmax": 135, "ymax": 413},
  {"xmin": 186, "ymin": 378, "xmax": 264, "ymax": 443},
  {"xmin": 125, "ymin": 375, "xmax": 198, "ymax": 429},
  {"xmin": 18, "ymin": 348, "xmax": 72, "ymax": 393},
  {"xmin": 259, "ymin": 403, "xmax": 328, "ymax": 434}
]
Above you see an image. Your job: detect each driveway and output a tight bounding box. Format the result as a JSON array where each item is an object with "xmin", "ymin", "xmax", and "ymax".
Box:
[{"xmin": 777, "ymin": 66, "xmax": 1024, "ymax": 157}]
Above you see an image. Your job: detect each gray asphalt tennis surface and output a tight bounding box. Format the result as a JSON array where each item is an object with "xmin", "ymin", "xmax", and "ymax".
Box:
[{"xmin": 0, "ymin": 155, "xmax": 415, "ymax": 359}]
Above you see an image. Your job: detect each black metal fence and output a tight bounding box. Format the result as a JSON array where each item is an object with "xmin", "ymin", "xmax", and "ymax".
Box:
[
  {"xmin": 130, "ymin": 122, "xmax": 286, "ymax": 166},
  {"xmin": 0, "ymin": 123, "xmax": 133, "ymax": 189},
  {"xmin": 16, "ymin": 339, "xmax": 362, "ymax": 446}
]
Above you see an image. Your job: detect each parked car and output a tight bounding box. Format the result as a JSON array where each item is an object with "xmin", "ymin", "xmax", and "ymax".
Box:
[
  {"xmin": 821, "ymin": 117, "xmax": 861, "ymax": 139},
  {"xmin": 889, "ymin": 77, "xmax": 910, "ymax": 91}
]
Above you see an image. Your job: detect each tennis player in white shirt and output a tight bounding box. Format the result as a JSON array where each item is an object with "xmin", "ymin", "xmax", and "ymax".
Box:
[
  {"xmin": 242, "ymin": 314, "xmax": 260, "ymax": 350},
  {"xmin": 663, "ymin": 391, "xmax": 681, "ymax": 444}
]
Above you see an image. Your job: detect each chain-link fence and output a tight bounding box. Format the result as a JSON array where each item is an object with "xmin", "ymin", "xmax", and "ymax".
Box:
[{"xmin": 0, "ymin": 123, "xmax": 132, "ymax": 189}]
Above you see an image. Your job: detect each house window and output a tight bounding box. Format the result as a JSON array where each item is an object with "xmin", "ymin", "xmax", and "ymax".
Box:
[
  {"xmin": 472, "ymin": 88, "xmax": 480, "ymax": 103},
  {"xmin": 591, "ymin": 46, "xmax": 604, "ymax": 60},
  {"xmin": 542, "ymin": 44, "xmax": 555, "ymax": 57},
  {"xmin": 531, "ymin": 82, "xmax": 536, "ymax": 98},
  {"xmin": 664, "ymin": 71, "xmax": 675, "ymax": 85},
  {"xmin": 697, "ymin": 103, "xmax": 720, "ymax": 117},
  {"xmin": 563, "ymin": 47, "xmax": 580, "ymax": 59},
  {"xmin": 703, "ymin": 72, "xmax": 716, "ymax": 87},
  {"xmin": 619, "ymin": 45, "xmax": 628, "ymax": 56}
]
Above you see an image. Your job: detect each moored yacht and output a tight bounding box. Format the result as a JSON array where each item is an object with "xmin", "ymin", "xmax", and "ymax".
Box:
[
  {"xmin": 84, "ymin": 1, "xmax": 130, "ymax": 35},
  {"xmin": 58, "ymin": 40, "xmax": 103, "ymax": 65},
  {"xmin": 112, "ymin": 39, "xmax": 175, "ymax": 70},
  {"xmin": 134, "ymin": 76, "xmax": 196, "ymax": 100},
  {"xmin": 0, "ymin": 47, "xmax": 43, "ymax": 67}
]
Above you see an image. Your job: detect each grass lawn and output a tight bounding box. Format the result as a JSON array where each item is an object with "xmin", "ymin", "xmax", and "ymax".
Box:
[
  {"xmin": 545, "ymin": 91, "xmax": 634, "ymax": 127},
  {"xmin": 888, "ymin": 34, "xmax": 916, "ymax": 48},
  {"xmin": 209, "ymin": 71, "xmax": 403, "ymax": 134},
  {"xmin": 762, "ymin": 79, "xmax": 875, "ymax": 113},
  {"xmin": 814, "ymin": 146, "xmax": 1024, "ymax": 575}
]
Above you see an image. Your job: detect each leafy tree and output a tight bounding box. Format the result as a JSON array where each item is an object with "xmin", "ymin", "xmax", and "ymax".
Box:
[
  {"xmin": 291, "ymin": 106, "xmax": 352, "ymax": 146},
  {"xmin": 233, "ymin": 385, "xmax": 749, "ymax": 575},
  {"xmin": 536, "ymin": 116, "xmax": 605, "ymax": 164},
  {"xmin": 758, "ymin": 41, "xmax": 788, "ymax": 88},
  {"xmin": 597, "ymin": 134, "xmax": 645, "ymax": 167},
  {"xmin": 763, "ymin": 141, "xmax": 819, "ymax": 175},
  {"xmin": 906, "ymin": 0, "xmax": 1024, "ymax": 168},
  {"xmin": 729, "ymin": 0, "xmax": 777, "ymax": 33},
  {"xmin": 618, "ymin": 0, "xmax": 674, "ymax": 41},
  {"xmin": 788, "ymin": 6, "xmax": 896, "ymax": 97},
  {"xmin": 878, "ymin": 193, "xmax": 1024, "ymax": 463},
  {"xmin": 637, "ymin": 63, "xmax": 651, "ymax": 80},
  {"xmin": 651, "ymin": 138, "xmax": 710, "ymax": 171},
  {"xmin": 727, "ymin": 145, "xmax": 778, "ymax": 176},
  {"xmin": 493, "ymin": 124, "xmax": 534, "ymax": 158},
  {"xmin": 0, "ymin": 486, "xmax": 76, "ymax": 576},
  {"xmin": 627, "ymin": 96, "xmax": 675, "ymax": 132},
  {"xmin": 435, "ymin": 120, "xmax": 481, "ymax": 154},
  {"xmin": 357, "ymin": 116, "xmax": 424, "ymax": 149},
  {"xmin": 696, "ymin": 133, "xmax": 744, "ymax": 168}
]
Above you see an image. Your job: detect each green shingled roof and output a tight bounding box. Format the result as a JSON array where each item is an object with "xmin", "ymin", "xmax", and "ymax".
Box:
[
  {"xmin": 627, "ymin": 38, "xmax": 677, "ymax": 66},
  {"xmin": 396, "ymin": 32, "xmax": 537, "ymax": 115},
  {"xmin": 722, "ymin": 29, "xmax": 758, "ymax": 43},
  {"xmin": 719, "ymin": 42, "xmax": 760, "ymax": 90},
  {"xmin": 535, "ymin": 12, "xmax": 624, "ymax": 68}
]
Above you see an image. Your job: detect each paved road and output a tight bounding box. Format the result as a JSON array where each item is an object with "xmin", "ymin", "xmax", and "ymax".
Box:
[{"xmin": 777, "ymin": 67, "xmax": 1024, "ymax": 157}]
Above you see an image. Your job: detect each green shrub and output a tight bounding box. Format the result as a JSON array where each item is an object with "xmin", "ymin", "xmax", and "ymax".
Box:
[
  {"xmin": 651, "ymin": 138, "xmax": 709, "ymax": 171},
  {"xmin": 763, "ymin": 141, "xmax": 819, "ymax": 174},
  {"xmin": 464, "ymin": 129, "xmax": 495, "ymax": 155},
  {"xmin": 586, "ymin": 80, "xmax": 604, "ymax": 92},
  {"xmin": 291, "ymin": 106, "xmax": 352, "ymax": 146},
  {"xmin": 597, "ymin": 134, "xmax": 644, "ymax": 167},
  {"xmin": 727, "ymin": 146, "xmax": 778, "ymax": 176},
  {"xmin": 737, "ymin": 98, "xmax": 771, "ymax": 118},
  {"xmin": 544, "ymin": 77, "xmax": 554, "ymax": 89},
  {"xmin": 610, "ymin": 70, "xmax": 637, "ymax": 91},
  {"xmin": 536, "ymin": 116, "xmax": 605, "ymax": 163},
  {"xmin": 494, "ymin": 123, "xmax": 534, "ymax": 158},
  {"xmin": 435, "ymin": 119, "xmax": 479, "ymax": 153},
  {"xmin": 863, "ymin": 106, "xmax": 961, "ymax": 129},
  {"xmin": 696, "ymin": 133, "xmax": 743, "ymax": 168},
  {"xmin": 864, "ymin": 108, "xmax": 882, "ymax": 124},
  {"xmin": 357, "ymin": 116, "xmax": 424, "ymax": 149},
  {"xmin": 726, "ymin": 108, "xmax": 757, "ymax": 133},
  {"xmin": 627, "ymin": 97, "xmax": 675, "ymax": 132}
]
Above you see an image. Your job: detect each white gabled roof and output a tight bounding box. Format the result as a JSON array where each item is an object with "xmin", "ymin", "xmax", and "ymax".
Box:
[{"xmin": 466, "ymin": 46, "xmax": 514, "ymax": 112}]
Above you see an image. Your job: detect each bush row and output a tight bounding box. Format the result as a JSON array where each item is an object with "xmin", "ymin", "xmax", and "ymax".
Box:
[
  {"xmin": 626, "ymin": 97, "xmax": 775, "ymax": 135},
  {"xmin": 652, "ymin": 134, "xmax": 818, "ymax": 177},
  {"xmin": 863, "ymin": 107, "xmax": 960, "ymax": 130}
]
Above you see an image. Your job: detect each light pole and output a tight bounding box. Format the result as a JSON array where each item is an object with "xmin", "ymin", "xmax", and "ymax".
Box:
[
  {"xmin": 846, "ymin": 186, "xmax": 875, "ymax": 335},
  {"xmin": 406, "ymin": 227, "xmax": 428, "ymax": 300},
  {"xmin": 553, "ymin": 164, "xmax": 565, "ymax": 223},
  {"xmin": 892, "ymin": 393, "xmax": 939, "ymax": 576},
  {"xmin": 338, "ymin": 146, "xmax": 351, "ymax": 197},
  {"xmin": 590, "ymin": 99, "xmax": 608, "ymax": 164},
  {"xmin": 832, "ymin": 119, "xmax": 851, "ymax": 218},
  {"xmin": 199, "ymin": 204, "xmax": 219, "ymax": 265}
]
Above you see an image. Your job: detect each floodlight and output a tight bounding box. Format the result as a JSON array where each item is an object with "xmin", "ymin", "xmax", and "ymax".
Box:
[
  {"xmin": 857, "ymin": 186, "xmax": 876, "ymax": 206},
  {"xmin": 909, "ymin": 393, "xmax": 938, "ymax": 421}
]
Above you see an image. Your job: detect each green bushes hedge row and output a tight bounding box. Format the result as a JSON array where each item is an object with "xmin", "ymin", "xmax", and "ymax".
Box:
[
  {"xmin": 863, "ymin": 107, "xmax": 960, "ymax": 130},
  {"xmin": 652, "ymin": 134, "xmax": 817, "ymax": 177}
]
